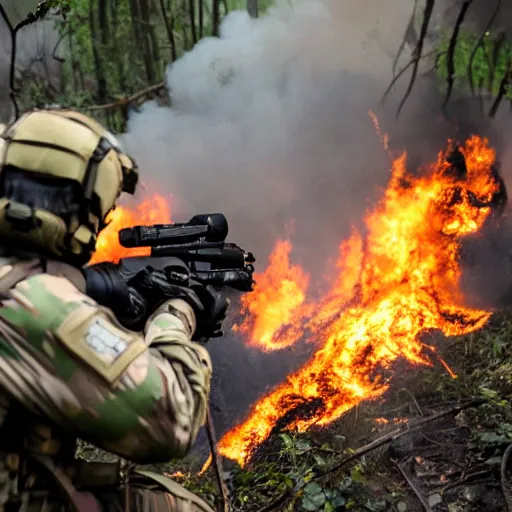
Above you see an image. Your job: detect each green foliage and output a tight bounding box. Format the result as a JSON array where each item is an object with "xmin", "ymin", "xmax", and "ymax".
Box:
[
  {"xmin": 211, "ymin": 433, "xmax": 402, "ymax": 511},
  {"xmin": 436, "ymin": 29, "xmax": 512, "ymax": 100},
  {"xmin": 17, "ymin": 0, "xmax": 275, "ymax": 132}
]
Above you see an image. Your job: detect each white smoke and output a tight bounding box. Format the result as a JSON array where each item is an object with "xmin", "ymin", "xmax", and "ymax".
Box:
[
  {"xmin": 119, "ymin": 0, "xmax": 512, "ymax": 434},
  {"xmin": 120, "ymin": 0, "xmax": 431, "ymax": 272}
]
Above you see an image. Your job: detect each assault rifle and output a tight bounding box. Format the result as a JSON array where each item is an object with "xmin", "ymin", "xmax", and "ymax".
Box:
[{"xmin": 84, "ymin": 213, "xmax": 255, "ymax": 334}]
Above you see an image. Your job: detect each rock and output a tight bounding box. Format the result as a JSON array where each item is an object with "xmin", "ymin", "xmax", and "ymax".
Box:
[
  {"xmin": 397, "ymin": 501, "xmax": 407, "ymax": 512},
  {"xmin": 428, "ymin": 493, "xmax": 443, "ymax": 508}
]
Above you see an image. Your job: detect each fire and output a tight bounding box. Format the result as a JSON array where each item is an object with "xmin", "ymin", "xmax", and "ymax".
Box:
[
  {"xmin": 232, "ymin": 240, "xmax": 310, "ymax": 351},
  {"xmin": 89, "ymin": 194, "xmax": 172, "ymax": 264},
  {"xmin": 217, "ymin": 136, "xmax": 499, "ymax": 467}
]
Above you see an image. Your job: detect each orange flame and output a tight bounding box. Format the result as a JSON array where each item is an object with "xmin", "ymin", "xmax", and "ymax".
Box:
[
  {"xmin": 89, "ymin": 194, "xmax": 172, "ymax": 265},
  {"xmin": 217, "ymin": 136, "xmax": 497, "ymax": 466},
  {"xmin": 232, "ymin": 239, "xmax": 310, "ymax": 351}
]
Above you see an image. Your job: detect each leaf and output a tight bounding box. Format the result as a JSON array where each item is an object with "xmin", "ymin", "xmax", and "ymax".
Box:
[
  {"xmin": 313, "ymin": 454, "xmax": 327, "ymax": 467},
  {"xmin": 296, "ymin": 439, "xmax": 312, "ymax": 453},
  {"xmin": 301, "ymin": 490, "xmax": 327, "ymax": 511},
  {"xmin": 305, "ymin": 482, "xmax": 323, "ymax": 495},
  {"xmin": 280, "ymin": 433, "xmax": 294, "ymax": 450},
  {"xmin": 478, "ymin": 431, "xmax": 507, "ymax": 445},
  {"xmin": 480, "ymin": 386, "xmax": 498, "ymax": 400},
  {"xmin": 338, "ymin": 476, "xmax": 353, "ymax": 490},
  {"xmin": 331, "ymin": 495, "xmax": 347, "ymax": 507},
  {"xmin": 365, "ymin": 498, "xmax": 387, "ymax": 511}
]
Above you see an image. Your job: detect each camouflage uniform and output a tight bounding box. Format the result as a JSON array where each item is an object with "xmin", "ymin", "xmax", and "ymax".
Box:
[{"xmin": 0, "ymin": 111, "xmax": 216, "ymax": 511}]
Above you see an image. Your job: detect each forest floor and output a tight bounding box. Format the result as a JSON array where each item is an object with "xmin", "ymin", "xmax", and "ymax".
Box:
[
  {"xmin": 78, "ymin": 312, "xmax": 512, "ymax": 512},
  {"xmin": 138, "ymin": 312, "xmax": 512, "ymax": 512}
]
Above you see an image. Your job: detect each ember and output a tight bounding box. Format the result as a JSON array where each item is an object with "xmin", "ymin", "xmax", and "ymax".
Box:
[{"xmin": 217, "ymin": 135, "xmax": 501, "ymax": 467}]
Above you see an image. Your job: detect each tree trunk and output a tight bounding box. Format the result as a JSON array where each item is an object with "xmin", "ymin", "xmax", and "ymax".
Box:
[
  {"xmin": 139, "ymin": 0, "xmax": 156, "ymax": 83},
  {"xmin": 98, "ymin": 0, "xmax": 109, "ymax": 44},
  {"xmin": 199, "ymin": 0, "xmax": 204, "ymax": 38},
  {"xmin": 110, "ymin": 0, "xmax": 127, "ymax": 92},
  {"xmin": 247, "ymin": 0, "xmax": 258, "ymax": 18},
  {"xmin": 89, "ymin": 1, "xmax": 108, "ymax": 102},
  {"xmin": 159, "ymin": 0, "xmax": 177, "ymax": 61},
  {"xmin": 212, "ymin": 0, "xmax": 220, "ymax": 36},
  {"xmin": 188, "ymin": 0, "xmax": 197, "ymax": 44}
]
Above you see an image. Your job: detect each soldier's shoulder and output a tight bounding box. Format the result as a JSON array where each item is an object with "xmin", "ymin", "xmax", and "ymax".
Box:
[
  {"xmin": 16, "ymin": 273, "xmax": 91, "ymax": 306},
  {"xmin": 0, "ymin": 273, "xmax": 96, "ymax": 331}
]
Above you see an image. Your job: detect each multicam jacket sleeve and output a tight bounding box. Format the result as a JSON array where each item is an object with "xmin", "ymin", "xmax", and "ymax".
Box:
[{"xmin": 0, "ymin": 272, "xmax": 212, "ymax": 464}]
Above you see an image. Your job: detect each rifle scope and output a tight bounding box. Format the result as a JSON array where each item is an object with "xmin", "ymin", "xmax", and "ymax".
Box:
[{"xmin": 118, "ymin": 213, "xmax": 229, "ymax": 248}]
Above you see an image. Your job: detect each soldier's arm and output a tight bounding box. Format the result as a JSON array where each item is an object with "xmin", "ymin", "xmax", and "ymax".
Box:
[{"xmin": 0, "ymin": 273, "xmax": 212, "ymax": 464}]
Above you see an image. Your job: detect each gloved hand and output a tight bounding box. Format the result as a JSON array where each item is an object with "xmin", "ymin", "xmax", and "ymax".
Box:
[
  {"xmin": 188, "ymin": 281, "xmax": 230, "ymax": 341},
  {"xmin": 129, "ymin": 266, "xmax": 230, "ymax": 342}
]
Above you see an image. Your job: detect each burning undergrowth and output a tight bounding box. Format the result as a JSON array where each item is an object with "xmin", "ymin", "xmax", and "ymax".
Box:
[
  {"xmin": 216, "ymin": 134, "xmax": 506, "ymax": 467},
  {"xmin": 91, "ymin": 135, "xmax": 508, "ymax": 473}
]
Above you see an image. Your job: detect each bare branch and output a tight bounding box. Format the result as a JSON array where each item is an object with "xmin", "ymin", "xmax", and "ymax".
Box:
[
  {"xmin": 383, "ymin": 0, "xmax": 436, "ymax": 120},
  {"xmin": 442, "ymin": 0, "xmax": 475, "ymax": 108},
  {"xmin": 392, "ymin": 0, "xmax": 419, "ymax": 77},
  {"xmin": 488, "ymin": 57, "xmax": 512, "ymax": 117},
  {"xmin": 83, "ymin": 81, "xmax": 166, "ymax": 111},
  {"xmin": 468, "ymin": 0, "xmax": 502, "ymax": 95}
]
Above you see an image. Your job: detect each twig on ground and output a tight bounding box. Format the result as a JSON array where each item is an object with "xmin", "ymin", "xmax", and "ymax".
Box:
[
  {"xmin": 441, "ymin": 469, "xmax": 490, "ymax": 495},
  {"xmin": 260, "ymin": 400, "xmax": 483, "ymax": 512},
  {"xmin": 399, "ymin": 388, "xmax": 424, "ymax": 416},
  {"xmin": 206, "ymin": 407, "xmax": 230, "ymax": 512},
  {"xmin": 393, "ymin": 457, "xmax": 433, "ymax": 511}
]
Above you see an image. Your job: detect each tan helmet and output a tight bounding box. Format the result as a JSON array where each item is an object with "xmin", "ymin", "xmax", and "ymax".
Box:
[{"xmin": 0, "ymin": 109, "xmax": 139, "ymax": 264}]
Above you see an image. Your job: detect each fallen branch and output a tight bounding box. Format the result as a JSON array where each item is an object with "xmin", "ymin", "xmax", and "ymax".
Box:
[
  {"xmin": 206, "ymin": 407, "xmax": 230, "ymax": 512},
  {"xmin": 83, "ymin": 82, "xmax": 166, "ymax": 111},
  {"xmin": 393, "ymin": 457, "xmax": 433, "ymax": 512},
  {"xmin": 260, "ymin": 399, "xmax": 484, "ymax": 512},
  {"xmin": 441, "ymin": 469, "xmax": 493, "ymax": 495}
]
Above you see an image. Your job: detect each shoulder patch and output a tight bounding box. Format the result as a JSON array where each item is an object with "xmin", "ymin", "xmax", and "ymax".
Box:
[
  {"xmin": 56, "ymin": 307, "xmax": 147, "ymax": 385},
  {"xmin": 86, "ymin": 318, "xmax": 130, "ymax": 361}
]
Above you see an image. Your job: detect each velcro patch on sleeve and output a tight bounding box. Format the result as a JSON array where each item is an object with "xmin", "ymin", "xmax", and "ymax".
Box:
[{"xmin": 56, "ymin": 306, "xmax": 147, "ymax": 385}]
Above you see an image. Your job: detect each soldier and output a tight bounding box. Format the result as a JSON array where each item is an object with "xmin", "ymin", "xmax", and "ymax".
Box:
[{"xmin": 0, "ymin": 109, "xmax": 225, "ymax": 511}]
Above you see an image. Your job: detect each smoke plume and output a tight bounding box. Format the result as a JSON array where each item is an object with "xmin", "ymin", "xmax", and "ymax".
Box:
[{"xmin": 119, "ymin": 0, "xmax": 512, "ymax": 438}]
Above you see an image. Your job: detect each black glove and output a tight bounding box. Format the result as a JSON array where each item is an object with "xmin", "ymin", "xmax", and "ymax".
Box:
[
  {"xmin": 194, "ymin": 268, "xmax": 255, "ymax": 292},
  {"xmin": 188, "ymin": 281, "xmax": 230, "ymax": 341},
  {"xmin": 129, "ymin": 266, "xmax": 230, "ymax": 342},
  {"xmin": 85, "ymin": 259, "xmax": 233, "ymax": 340}
]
